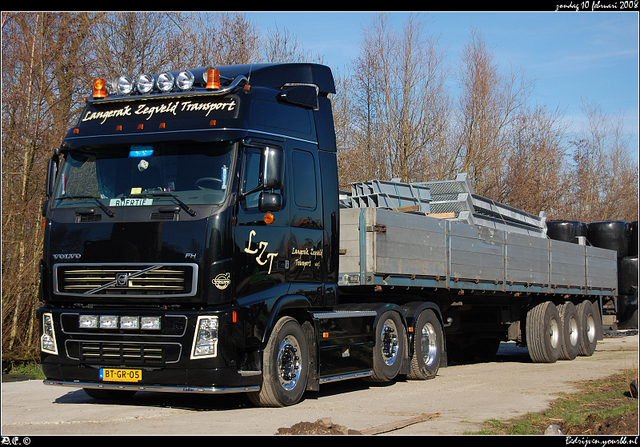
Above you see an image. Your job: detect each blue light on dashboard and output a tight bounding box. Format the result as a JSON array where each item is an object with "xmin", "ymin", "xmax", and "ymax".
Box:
[{"xmin": 129, "ymin": 145, "xmax": 154, "ymax": 158}]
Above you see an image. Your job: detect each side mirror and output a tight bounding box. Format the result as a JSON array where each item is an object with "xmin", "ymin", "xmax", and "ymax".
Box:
[
  {"xmin": 259, "ymin": 191, "xmax": 283, "ymax": 212},
  {"xmin": 262, "ymin": 147, "xmax": 284, "ymax": 191}
]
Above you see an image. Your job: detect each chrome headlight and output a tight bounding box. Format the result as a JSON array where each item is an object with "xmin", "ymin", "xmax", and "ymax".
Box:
[
  {"xmin": 157, "ymin": 72, "xmax": 175, "ymax": 92},
  {"xmin": 114, "ymin": 75, "xmax": 135, "ymax": 95},
  {"xmin": 41, "ymin": 313, "xmax": 58, "ymax": 355},
  {"xmin": 136, "ymin": 74, "xmax": 155, "ymax": 94},
  {"xmin": 176, "ymin": 70, "xmax": 195, "ymax": 91},
  {"xmin": 191, "ymin": 316, "xmax": 218, "ymax": 359}
]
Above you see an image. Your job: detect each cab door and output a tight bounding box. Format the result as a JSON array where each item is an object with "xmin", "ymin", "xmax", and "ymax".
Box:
[{"xmin": 234, "ymin": 144, "xmax": 289, "ymax": 299}]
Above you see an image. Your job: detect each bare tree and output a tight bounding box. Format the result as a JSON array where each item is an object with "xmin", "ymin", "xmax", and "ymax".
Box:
[
  {"xmin": 452, "ymin": 27, "xmax": 536, "ymax": 197},
  {"xmin": 2, "ymin": 12, "xmax": 102, "ymax": 357},
  {"xmin": 501, "ymin": 105, "xmax": 571, "ymax": 218},
  {"xmin": 348, "ymin": 13, "xmax": 450, "ymax": 183},
  {"xmin": 565, "ymin": 99, "xmax": 638, "ymax": 222}
]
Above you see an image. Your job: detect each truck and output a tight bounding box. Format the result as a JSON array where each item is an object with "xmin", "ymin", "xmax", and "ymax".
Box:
[{"xmin": 38, "ymin": 63, "xmax": 618, "ymax": 407}]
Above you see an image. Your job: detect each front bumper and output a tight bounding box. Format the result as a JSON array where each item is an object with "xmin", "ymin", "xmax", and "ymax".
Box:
[{"xmin": 39, "ymin": 306, "xmax": 263, "ymax": 394}]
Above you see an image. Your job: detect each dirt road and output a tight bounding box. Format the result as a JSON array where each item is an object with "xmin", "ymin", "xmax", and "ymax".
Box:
[{"xmin": 2, "ymin": 334, "xmax": 637, "ymax": 436}]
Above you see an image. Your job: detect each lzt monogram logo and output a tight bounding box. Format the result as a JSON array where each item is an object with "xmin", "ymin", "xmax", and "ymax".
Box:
[{"xmin": 244, "ymin": 230, "xmax": 277, "ymax": 274}]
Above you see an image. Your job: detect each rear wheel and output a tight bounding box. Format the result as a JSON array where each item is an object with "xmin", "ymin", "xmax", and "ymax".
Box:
[
  {"xmin": 368, "ymin": 311, "xmax": 406, "ymax": 382},
  {"xmin": 577, "ymin": 300, "xmax": 597, "ymax": 357},
  {"xmin": 407, "ymin": 310, "xmax": 442, "ymax": 380},
  {"xmin": 248, "ymin": 317, "xmax": 308, "ymax": 407},
  {"xmin": 557, "ymin": 302, "xmax": 580, "ymax": 360},
  {"xmin": 526, "ymin": 301, "xmax": 562, "ymax": 363}
]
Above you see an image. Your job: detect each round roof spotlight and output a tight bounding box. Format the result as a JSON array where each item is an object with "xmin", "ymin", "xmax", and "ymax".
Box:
[
  {"xmin": 136, "ymin": 74, "xmax": 155, "ymax": 94},
  {"xmin": 114, "ymin": 75, "xmax": 135, "ymax": 95},
  {"xmin": 157, "ymin": 72, "xmax": 175, "ymax": 93},
  {"xmin": 176, "ymin": 70, "xmax": 195, "ymax": 91}
]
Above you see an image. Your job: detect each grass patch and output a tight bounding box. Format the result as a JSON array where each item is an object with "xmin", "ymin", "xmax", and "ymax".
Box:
[
  {"xmin": 3, "ymin": 361, "xmax": 46, "ymax": 380},
  {"xmin": 466, "ymin": 369, "xmax": 639, "ymax": 435}
]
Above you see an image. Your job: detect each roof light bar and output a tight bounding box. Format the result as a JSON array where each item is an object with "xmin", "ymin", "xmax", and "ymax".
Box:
[{"xmin": 90, "ymin": 67, "xmax": 249, "ymax": 101}]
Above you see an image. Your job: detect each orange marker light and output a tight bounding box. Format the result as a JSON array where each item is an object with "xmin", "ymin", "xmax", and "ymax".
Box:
[
  {"xmin": 93, "ymin": 78, "xmax": 107, "ymax": 99},
  {"xmin": 263, "ymin": 212, "xmax": 275, "ymax": 225},
  {"xmin": 206, "ymin": 68, "xmax": 220, "ymax": 90}
]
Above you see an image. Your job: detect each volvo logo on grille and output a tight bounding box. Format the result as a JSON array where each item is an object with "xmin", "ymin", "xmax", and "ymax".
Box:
[{"xmin": 115, "ymin": 273, "xmax": 129, "ymax": 287}]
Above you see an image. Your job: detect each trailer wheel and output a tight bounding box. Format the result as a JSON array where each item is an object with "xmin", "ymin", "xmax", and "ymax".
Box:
[
  {"xmin": 368, "ymin": 311, "xmax": 406, "ymax": 382},
  {"xmin": 248, "ymin": 317, "xmax": 308, "ymax": 407},
  {"xmin": 526, "ymin": 301, "xmax": 562, "ymax": 363},
  {"xmin": 557, "ymin": 302, "xmax": 580, "ymax": 360},
  {"xmin": 407, "ymin": 309, "xmax": 442, "ymax": 380},
  {"xmin": 577, "ymin": 300, "xmax": 597, "ymax": 357}
]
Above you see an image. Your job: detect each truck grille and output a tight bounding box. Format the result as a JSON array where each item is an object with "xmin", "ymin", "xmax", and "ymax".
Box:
[
  {"xmin": 66, "ymin": 340, "xmax": 182, "ymax": 364},
  {"xmin": 54, "ymin": 263, "xmax": 197, "ymax": 297}
]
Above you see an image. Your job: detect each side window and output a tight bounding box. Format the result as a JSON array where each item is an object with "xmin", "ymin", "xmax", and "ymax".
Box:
[
  {"xmin": 292, "ymin": 150, "xmax": 316, "ymax": 209},
  {"xmin": 241, "ymin": 148, "xmax": 262, "ymax": 210}
]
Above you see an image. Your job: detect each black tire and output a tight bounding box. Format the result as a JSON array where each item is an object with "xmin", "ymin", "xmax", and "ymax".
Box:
[
  {"xmin": 526, "ymin": 301, "xmax": 562, "ymax": 363},
  {"xmin": 407, "ymin": 310, "xmax": 442, "ymax": 380},
  {"xmin": 248, "ymin": 317, "xmax": 308, "ymax": 407},
  {"xmin": 577, "ymin": 300, "xmax": 598, "ymax": 357},
  {"xmin": 557, "ymin": 302, "xmax": 580, "ymax": 360},
  {"xmin": 83, "ymin": 388, "xmax": 137, "ymax": 400},
  {"xmin": 368, "ymin": 311, "xmax": 406, "ymax": 382}
]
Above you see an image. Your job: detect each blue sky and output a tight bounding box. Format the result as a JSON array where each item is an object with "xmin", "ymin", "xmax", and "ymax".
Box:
[{"xmin": 246, "ymin": 11, "xmax": 639, "ymax": 159}]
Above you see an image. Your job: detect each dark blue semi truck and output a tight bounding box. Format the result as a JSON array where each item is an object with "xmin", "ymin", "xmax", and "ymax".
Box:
[{"xmin": 38, "ymin": 63, "xmax": 618, "ymax": 407}]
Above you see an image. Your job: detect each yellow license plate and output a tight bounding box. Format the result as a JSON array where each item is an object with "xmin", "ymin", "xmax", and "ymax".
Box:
[{"xmin": 100, "ymin": 368, "xmax": 142, "ymax": 382}]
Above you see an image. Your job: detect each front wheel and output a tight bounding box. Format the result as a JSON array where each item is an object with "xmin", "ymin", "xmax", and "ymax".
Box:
[
  {"xmin": 248, "ymin": 317, "xmax": 308, "ymax": 407},
  {"xmin": 407, "ymin": 309, "xmax": 442, "ymax": 380}
]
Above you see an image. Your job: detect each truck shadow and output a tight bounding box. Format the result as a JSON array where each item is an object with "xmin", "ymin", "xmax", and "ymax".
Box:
[
  {"xmin": 447, "ymin": 341, "xmax": 532, "ymax": 366},
  {"xmin": 52, "ymin": 343, "xmax": 533, "ymax": 411}
]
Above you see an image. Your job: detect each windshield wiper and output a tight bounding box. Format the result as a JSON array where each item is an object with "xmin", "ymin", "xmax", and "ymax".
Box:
[
  {"xmin": 56, "ymin": 195, "xmax": 115, "ymax": 218},
  {"xmin": 128, "ymin": 192, "xmax": 197, "ymax": 217}
]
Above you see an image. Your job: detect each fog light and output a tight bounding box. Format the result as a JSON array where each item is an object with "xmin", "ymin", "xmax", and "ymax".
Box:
[
  {"xmin": 79, "ymin": 315, "xmax": 99, "ymax": 329},
  {"xmin": 191, "ymin": 316, "xmax": 218, "ymax": 359},
  {"xmin": 141, "ymin": 316, "xmax": 161, "ymax": 330},
  {"xmin": 100, "ymin": 315, "xmax": 119, "ymax": 329},
  {"xmin": 121, "ymin": 316, "xmax": 139, "ymax": 329},
  {"xmin": 41, "ymin": 313, "xmax": 58, "ymax": 355}
]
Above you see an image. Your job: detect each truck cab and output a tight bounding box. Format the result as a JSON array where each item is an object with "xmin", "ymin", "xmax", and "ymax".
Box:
[{"xmin": 39, "ymin": 64, "xmax": 351, "ymax": 406}]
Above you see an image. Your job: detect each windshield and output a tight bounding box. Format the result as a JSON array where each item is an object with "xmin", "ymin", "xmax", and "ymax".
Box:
[{"xmin": 52, "ymin": 141, "xmax": 234, "ymax": 209}]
